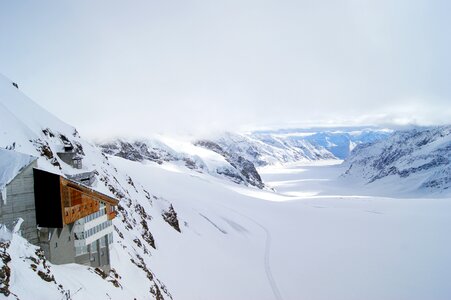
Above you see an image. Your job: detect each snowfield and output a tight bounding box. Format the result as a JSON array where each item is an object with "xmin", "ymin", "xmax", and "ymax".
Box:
[
  {"xmin": 109, "ymin": 157, "xmax": 451, "ymax": 300},
  {"xmin": 0, "ymin": 72, "xmax": 450, "ymax": 299}
]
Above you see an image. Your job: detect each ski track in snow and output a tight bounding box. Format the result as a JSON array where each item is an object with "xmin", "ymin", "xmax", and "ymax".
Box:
[
  {"xmin": 222, "ymin": 205, "xmax": 284, "ymax": 300},
  {"xmin": 258, "ymin": 221, "xmax": 284, "ymax": 300}
]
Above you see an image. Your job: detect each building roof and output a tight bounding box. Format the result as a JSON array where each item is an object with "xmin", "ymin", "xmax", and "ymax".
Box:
[
  {"xmin": 0, "ymin": 149, "xmax": 37, "ymax": 191},
  {"xmin": 34, "ymin": 168, "xmax": 119, "ymax": 227},
  {"xmin": 61, "ymin": 176, "xmax": 119, "ymax": 206}
]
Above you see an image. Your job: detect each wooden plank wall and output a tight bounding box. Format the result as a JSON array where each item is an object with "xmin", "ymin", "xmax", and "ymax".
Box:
[{"xmin": 59, "ymin": 177, "xmax": 119, "ymax": 225}]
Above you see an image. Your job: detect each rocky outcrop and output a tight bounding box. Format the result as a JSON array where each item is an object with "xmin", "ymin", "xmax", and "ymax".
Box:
[
  {"xmin": 162, "ymin": 205, "xmax": 181, "ymax": 233},
  {"xmin": 0, "ymin": 242, "xmax": 13, "ymax": 298},
  {"xmin": 99, "ymin": 139, "xmax": 266, "ymax": 189},
  {"xmin": 342, "ymin": 126, "xmax": 451, "ymax": 192},
  {"xmin": 209, "ymin": 129, "xmax": 391, "ymax": 166},
  {"xmin": 212, "ymin": 132, "xmax": 336, "ymax": 167},
  {"xmin": 195, "ymin": 140, "xmax": 264, "ymax": 189},
  {"xmin": 0, "ymin": 72, "xmax": 175, "ymax": 299},
  {"xmin": 99, "ymin": 141, "xmax": 176, "ymax": 164}
]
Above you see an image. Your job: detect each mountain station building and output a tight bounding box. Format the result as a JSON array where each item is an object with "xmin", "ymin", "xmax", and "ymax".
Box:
[{"xmin": 0, "ymin": 148, "xmax": 118, "ymax": 271}]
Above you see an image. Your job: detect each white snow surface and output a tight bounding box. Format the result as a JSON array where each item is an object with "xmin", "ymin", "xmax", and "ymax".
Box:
[
  {"xmin": 213, "ymin": 132, "xmax": 336, "ymax": 166},
  {"xmin": 0, "ymin": 73, "xmax": 176, "ymax": 299},
  {"xmin": 0, "ymin": 73, "xmax": 74, "ymax": 154},
  {"xmin": 0, "ymin": 225, "xmax": 137, "ymax": 299},
  {"xmin": 342, "ymin": 126, "xmax": 451, "ymax": 196},
  {"xmin": 0, "ymin": 149, "xmax": 36, "ymax": 191},
  {"xmin": 0, "ymin": 72, "xmax": 450, "ymax": 300},
  {"xmin": 110, "ymin": 157, "xmax": 451, "ymax": 300}
]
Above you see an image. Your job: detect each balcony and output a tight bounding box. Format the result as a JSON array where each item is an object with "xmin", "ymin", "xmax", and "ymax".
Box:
[
  {"xmin": 74, "ymin": 213, "xmax": 107, "ymax": 233},
  {"xmin": 74, "ymin": 224, "xmax": 113, "ymax": 247}
]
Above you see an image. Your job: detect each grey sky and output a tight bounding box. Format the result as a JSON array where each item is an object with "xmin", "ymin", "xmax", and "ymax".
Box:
[{"xmin": 0, "ymin": 0, "xmax": 450, "ymax": 138}]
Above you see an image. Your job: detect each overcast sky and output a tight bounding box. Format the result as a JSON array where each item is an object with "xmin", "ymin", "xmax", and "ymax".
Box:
[{"xmin": 0, "ymin": 0, "xmax": 450, "ymax": 138}]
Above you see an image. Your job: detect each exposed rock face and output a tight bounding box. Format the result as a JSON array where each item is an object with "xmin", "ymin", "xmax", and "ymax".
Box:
[
  {"xmin": 0, "ymin": 242, "xmax": 12, "ymax": 297},
  {"xmin": 195, "ymin": 140, "xmax": 264, "ymax": 189},
  {"xmin": 212, "ymin": 132, "xmax": 331, "ymax": 166},
  {"xmin": 162, "ymin": 205, "xmax": 181, "ymax": 233},
  {"xmin": 342, "ymin": 126, "xmax": 451, "ymax": 192},
  {"xmin": 208, "ymin": 130, "xmax": 391, "ymax": 166},
  {"xmin": 98, "ymin": 129, "xmax": 392, "ymax": 191},
  {"xmin": 0, "ymin": 72, "xmax": 175, "ymax": 299},
  {"xmin": 300, "ymin": 130, "xmax": 391, "ymax": 159},
  {"xmin": 99, "ymin": 139, "xmax": 266, "ymax": 189},
  {"xmin": 99, "ymin": 141, "xmax": 176, "ymax": 164}
]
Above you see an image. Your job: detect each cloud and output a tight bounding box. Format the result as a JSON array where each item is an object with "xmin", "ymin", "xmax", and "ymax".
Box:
[{"xmin": 0, "ymin": 0, "xmax": 449, "ymax": 138}]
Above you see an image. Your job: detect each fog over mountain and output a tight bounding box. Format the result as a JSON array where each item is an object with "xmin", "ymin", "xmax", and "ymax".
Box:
[{"xmin": 1, "ymin": 0, "xmax": 450, "ymax": 138}]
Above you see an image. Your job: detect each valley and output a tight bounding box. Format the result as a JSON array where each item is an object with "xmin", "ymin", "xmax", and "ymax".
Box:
[
  {"xmin": 110, "ymin": 157, "xmax": 451, "ymax": 300},
  {"xmin": 0, "ymin": 73, "xmax": 449, "ymax": 299}
]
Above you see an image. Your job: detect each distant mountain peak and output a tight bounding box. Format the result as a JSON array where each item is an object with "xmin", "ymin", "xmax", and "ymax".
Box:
[{"xmin": 342, "ymin": 125, "xmax": 451, "ymax": 195}]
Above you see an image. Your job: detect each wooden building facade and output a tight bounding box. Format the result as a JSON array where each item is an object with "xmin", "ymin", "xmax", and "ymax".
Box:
[{"xmin": 33, "ymin": 168, "xmax": 118, "ymax": 270}]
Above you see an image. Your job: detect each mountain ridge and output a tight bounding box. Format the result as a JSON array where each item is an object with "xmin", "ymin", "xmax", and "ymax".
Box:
[{"xmin": 342, "ymin": 125, "xmax": 451, "ymax": 195}]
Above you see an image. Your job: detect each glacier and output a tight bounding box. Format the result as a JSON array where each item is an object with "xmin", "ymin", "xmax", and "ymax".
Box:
[{"xmin": 0, "ymin": 72, "xmax": 450, "ymax": 300}]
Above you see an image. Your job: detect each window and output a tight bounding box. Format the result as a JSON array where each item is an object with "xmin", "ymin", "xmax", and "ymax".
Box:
[
  {"xmin": 75, "ymin": 245, "xmax": 88, "ymax": 256},
  {"xmin": 55, "ymin": 242, "xmax": 58, "ymax": 248},
  {"xmin": 100, "ymin": 236, "xmax": 106, "ymax": 247}
]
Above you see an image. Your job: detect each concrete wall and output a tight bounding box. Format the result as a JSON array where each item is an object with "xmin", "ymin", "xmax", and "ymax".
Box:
[
  {"xmin": 0, "ymin": 161, "xmax": 111, "ymax": 270},
  {"xmin": 57, "ymin": 152, "xmax": 82, "ymax": 169},
  {"xmin": 99, "ymin": 244, "xmax": 110, "ymax": 269},
  {"xmin": 0, "ymin": 161, "xmax": 39, "ymax": 245},
  {"xmin": 67, "ymin": 171, "xmax": 96, "ymax": 186},
  {"xmin": 74, "ymin": 252, "xmax": 90, "ymax": 266},
  {"xmin": 94, "ymin": 236, "xmax": 110, "ymax": 268},
  {"xmin": 74, "ymin": 235, "xmax": 111, "ymax": 271},
  {"xmin": 39, "ymin": 225, "xmax": 76, "ymax": 264},
  {"xmin": 34, "ymin": 197, "xmax": 111, "ymax": 269}
]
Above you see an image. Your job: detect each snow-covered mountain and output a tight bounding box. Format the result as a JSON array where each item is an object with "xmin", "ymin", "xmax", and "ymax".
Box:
[
  {"xmin": 99, "ymin": 138, "xmax": 265, "ymax": 189},
  {"xmin": 211, "ymin": 132, "xmax": 336, "ymax": 166},
  {"xmin": 342, "ymin": 126, "xmax": 451, "ymax": 195},
  {"xmin": 1, "ymin": 72, "xmax": 451, "ymax": 300},
  {"xmin": 249, "ymin": 128, "xmax": 391, "ymax": 160},
  {"xmin": 199, "ymin": 128, "xmax": 391, "ymax": 167},
  {"xmin": 97, "ymin": 127, "xmax": 391, "ymax": 192},
  {"xmin": 299, "ymin": 129, "xmax": 391, "ymax": 159},
  {"xmin": 0, "ymin": 74, "xmax": 175, "ymax": 299}
]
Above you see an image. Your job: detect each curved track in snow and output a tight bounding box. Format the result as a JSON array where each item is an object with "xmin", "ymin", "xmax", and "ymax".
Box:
[
  {"xmin": 222, "ymin": 206, "xmax": 283, "ymax": 300},
  {"xmin": 255, "ymin": 220, "xmax": 284, "ymax": 300}
]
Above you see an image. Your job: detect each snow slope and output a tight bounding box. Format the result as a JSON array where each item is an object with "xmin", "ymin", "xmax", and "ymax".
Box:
[
  {"xmin": 213, "ymin": 131, "xmax": 336, "ymax": 166},
  {"xmin": 1, "ymin": 72, "xmax": 450, "ymax": 300},
  {"xmin": 108, "ymin": 156, "xmax": 451, "ymax": 300},
  {"xmin": 342, "ymin": 126, "xmax": 451, "ymax": 196},
  {"xmin": 257, "ymin": 162, "xmax": 451, "ymax": 300},
  {"xmin": 0, "ymin": 73, "xmax": 175, "ymax": 299},
  {"xmin": 0, "ymin": 222, "xmax": 134, "ymax": 300},
  {"xmin": 300, "ymin": 129, "xmax": 392, "ymax": 159},
  {"xmin": 204, "ymin": 129, "xmax": 391, "ymax": 167},
  {"xmin": 99, "ymin": 137, "xmax": 265, "ymax": 189}
]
